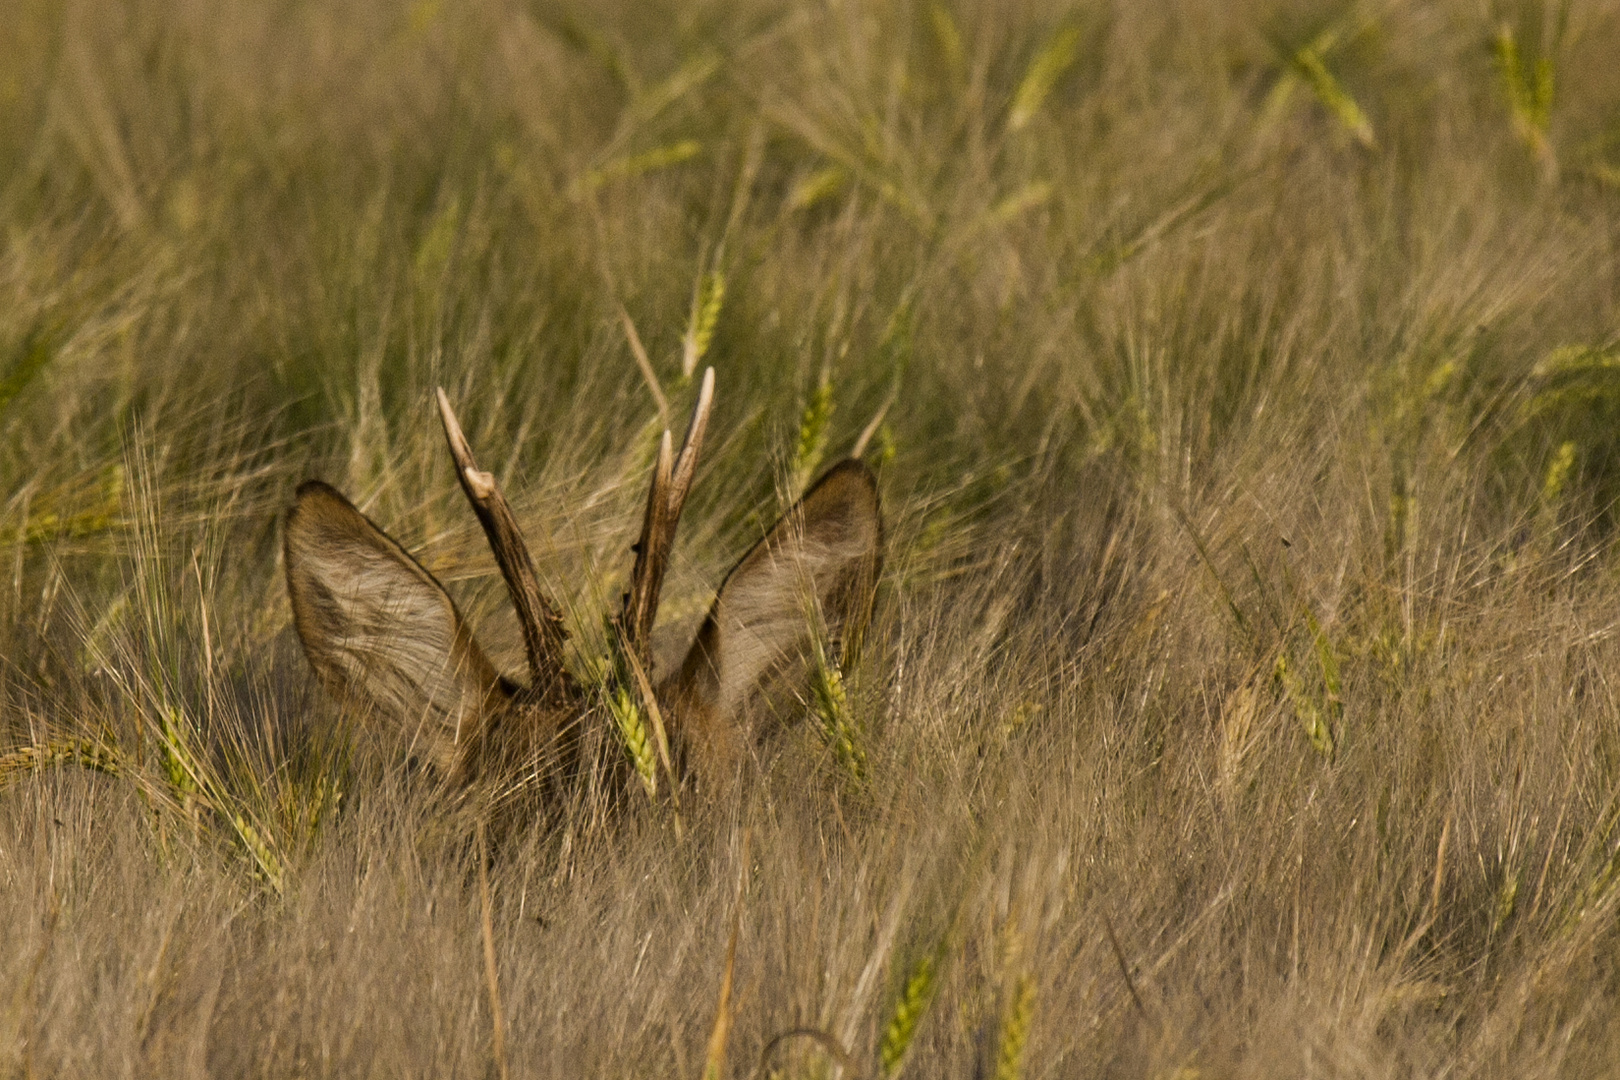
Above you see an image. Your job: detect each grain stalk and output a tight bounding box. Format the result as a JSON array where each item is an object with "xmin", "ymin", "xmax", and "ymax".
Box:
[
  {"xmin": 0, "ymin": 738, "xmax": 122, "ymax": 789},
  {"xmin": 683, "ymin": 269, "xmax": 726, "ymax": 379},
  {"xmin": 880, "ymin": 946, "xmax": 942, "ymax": 1076},
  {"xmin": 813, "ymin": 643, "xmax": 865, "ymax": 784},
  {"xmin": 792, "ymin": 373, "xmax": 836, "ymax": 497},
  {"xmin": 993, "ymin": 974, "xmax": 1037, "ymax": 1080},
  {"xmin": 1261, "ymin": 23, "xmax": 1376, "ymax": 149},
  {"xmin": 622, "ymin": 640, "xmax": 684, "ymax": 837},
  {"xmin": 1493, "ymin": 23, "xmax": 1557, "ymax": 181},
  {"xmin": 606, "ymin": 675, "xmax": 659, "ymax": 800},
  {"xmin": 703, "ymin": 833, "xmax": 749, "ymax": 1080},
  {"xmin": 1008, "ymin": 23, "xmax": 1082, "ymax": 132},
  {"xmin": 477, "ymin": 821, "xmax": 512, "ymax": 1080},
  {"xmin": 1293, "ymin": 47, "xmax": 1374, "ymax": 148},
  {"xmin": 584, "ymin": 140, "xmax": 703, "ymax": 196}
]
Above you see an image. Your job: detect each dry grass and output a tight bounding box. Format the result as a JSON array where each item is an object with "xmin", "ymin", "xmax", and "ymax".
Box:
[{"xmin": 6, "ymin": 0, "xmax": 1620, "ymax": 1074}]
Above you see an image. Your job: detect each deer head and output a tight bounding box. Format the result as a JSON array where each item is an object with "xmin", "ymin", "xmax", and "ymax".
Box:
[{"xmin": 282, "ymin": 370, "xmax": 882, "ymax": 810}]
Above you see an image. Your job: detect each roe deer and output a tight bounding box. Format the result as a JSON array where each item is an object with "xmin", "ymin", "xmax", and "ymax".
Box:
[{"xmin": 283, "ymin": 370, "xmax": 882, "ymax": 812}]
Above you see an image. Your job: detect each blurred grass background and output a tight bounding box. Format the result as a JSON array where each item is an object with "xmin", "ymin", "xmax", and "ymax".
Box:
[{"xmin": 5, "ymin": 0, "xmax": 1620, "ymax": 1074}]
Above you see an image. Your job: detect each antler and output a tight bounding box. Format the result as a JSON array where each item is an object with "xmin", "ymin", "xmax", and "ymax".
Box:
[
  {"xmin": 436, "ymin": 389, "xmax": 575, "ymax": 702},
  {"xmin": 619, "ymin": 366, "xmax": 715, "ymax": 667}
]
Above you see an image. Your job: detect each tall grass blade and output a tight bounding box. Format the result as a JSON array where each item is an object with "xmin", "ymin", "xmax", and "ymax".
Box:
[
  {"xmin": 703, "ymin": 835, "xmax": 749, "ymax": 1080},
  {"xmin": 477, "ymin": 821, "xmax": 512, "ymax": 1080}
]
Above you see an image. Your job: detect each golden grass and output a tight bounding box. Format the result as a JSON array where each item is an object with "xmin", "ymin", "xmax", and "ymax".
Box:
[{"xmin": 5, "ymin": 0, "xmax": 1620, "ymax": 1075}]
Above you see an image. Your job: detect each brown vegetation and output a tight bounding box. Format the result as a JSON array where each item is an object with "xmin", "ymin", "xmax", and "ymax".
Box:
[{"xmin": 5, "ymin": 0, "xmax": 1620, "ymax": 1075}]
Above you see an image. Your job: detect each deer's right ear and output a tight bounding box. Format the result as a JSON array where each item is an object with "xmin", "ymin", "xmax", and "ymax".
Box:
[
  {"xmin": 665, "ymin": 460, "xmax": 883, "ymax": 789},
  {"xmin": 283, "ymin": 481, "xmax": 506, "ymax": 775}
]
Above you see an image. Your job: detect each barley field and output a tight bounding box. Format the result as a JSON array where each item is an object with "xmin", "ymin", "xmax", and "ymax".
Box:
[{"xmin": 5, "ymin": 0, "xmax": 1620, "ymax": 1075}]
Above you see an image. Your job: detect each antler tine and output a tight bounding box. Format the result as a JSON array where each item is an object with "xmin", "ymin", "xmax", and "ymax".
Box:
[
  {"xmin": 620, "ymin": 367, "xmax": 715, "ymax": 662},
  {"xmin": 668, "ymin": 365, "xmax": 714, "ymax": 508},
  {"xmin": 435, "ymin": 388, "xmax": 574, "ymax": 700}
]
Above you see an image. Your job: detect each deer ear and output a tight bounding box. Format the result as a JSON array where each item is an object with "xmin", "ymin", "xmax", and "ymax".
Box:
[
  {"xmin": 666, "ymin": 460, "xmax": 882, "ymax": 785},
  {"xmin": 284, "ymin": 481, "xmax": 506, "ymax": 775}
]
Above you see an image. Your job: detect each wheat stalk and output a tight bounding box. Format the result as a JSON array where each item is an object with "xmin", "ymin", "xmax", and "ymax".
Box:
[
  {"xmin": 703, "ymin": 833, "xmax": 750, "ymax": 1080},
  {"xmin": 1008, "ymin": 24, "xmax": 1081, "ymax": 132},
  {"xmin": 1493, "ymin": 23, "xmax": 1557, "ymax": 181},
  {"xmin": 608, "ymin": 684, "xmax": 658, "ymax": 799},
  {"xmin": 879, "ymin": 948, "xmax": 940, "ymax": 1076},
  {"xmin": 0, "ymin": 737, "xmax": 122, "ymax": 789},
  {"xmin": 476, "ymin": 821, "xmax": 512, "ymax": 1080},
  {"xmin": 792, "ymin": 373, "xmax": 836, "ymax": 496},
  {"xmin": 813, "ymin": 651, "xmax": 865, "ymax": 783},
  {"xmin": 993, "ymin": 975, "xmax": 1036, "ymax": 1080},
  {"xmin": 683, "ymin": 269, "xmax": 726, "ymax": 378}
]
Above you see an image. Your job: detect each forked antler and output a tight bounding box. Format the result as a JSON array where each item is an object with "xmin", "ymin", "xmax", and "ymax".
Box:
[
  {"xmin": 619, "ymin": 366, "xmax": 715, "ymax": 667},
  {"xmin": 436, "ymin": 389, "xmax": 575, "ymax": 702}
]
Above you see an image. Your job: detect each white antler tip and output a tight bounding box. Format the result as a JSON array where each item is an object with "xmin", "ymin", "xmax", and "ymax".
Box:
[{"xmin": 464, "ymin": 467, "xmax": 496, "ymax": 500}]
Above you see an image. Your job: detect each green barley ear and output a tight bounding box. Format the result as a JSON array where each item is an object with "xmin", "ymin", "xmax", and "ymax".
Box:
[
  {"xmin": 1000, "ymin": 701, "xmax": 1042, "ymax": 742},
  {"xmin": 0, "ymin": 737, "xmax": 122, "ymax": 790},
  {"xmin": 1306, "ymin": 606, "xmax": 1342, "ymax": 743},
  {"xmin": 157, "ymin": 704, "xmax": 202, "ymax": 812},
  {"xmin": 583, "ymin": 139, "xmax": 703, "ymax": 196},
  {"xmin": 1493, "ymin": 867, "xmax": 1522, "ymax": 935},
  {"xmin": 683, "ymin": 269, "xmax": 726, "ymax": 378},
  {"xmin": 1540, "ymin": 440, "xmax": 1577, "ymax": 511},
  {"xmin": 880, "ymin": 946, "xmax": 943, "ymax": 1076},
  {"xmin": 596, "ymin": 618, "xmax": 667, "ymax": 805},
  {"xmin": 288, "ymin": 764, "xmax": 346, "ymax": 853},
  {"xmin": 1274, "ymin": 637, "xmax": 1337, "ymax": 763},
  {"xmin": 993, "ymin": 975, "xmax": 1037, "ymax": 1080},
  {"xmin": 813, "ymin": 648, "xmax": 865, "ymax": 783},
  {"xmin": 610, "ymin": 685, "xmax": 658, "ymax": 799},
  {"xmin": 1493, "ymin": 23, "xmax": 1556, "ymax": 178},
  {"xmin": 872, "ymin": 422, "xmax": 897, "ymax": 466},
  {"xmin": 792, "ymin": 372, "xmax": 836, "ymax": 496},
  {"xmin": 1291, "ymin": 41, "xmax": 1375, "ymax": 149},
  {"xmin": 1, "ymin": 461, "xmax": 125, "ymax": 546},
  {"xmin": 1008, "ymin": 23, "xmax": 1082, "ymax": 132},
  {"xmin": 149, "ymin": 703, "xmax": 289, "ymax": 890},
  {"xmin": 789, "ymin": 166, "xmax": 848, "ymax": 212},
  {"xmin": 229, "ymin": 813, "xmax": 286, "ymax": 893}
]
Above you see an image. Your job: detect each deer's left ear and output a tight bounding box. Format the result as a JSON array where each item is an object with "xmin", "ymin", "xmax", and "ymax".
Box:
[
  {"xmin": 662, "ymin": 460, "xmax": 882, "ymax": 787},
  {"xmin": 284, "ymin": 481, "xmax": 507, "ymax": 775}
]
